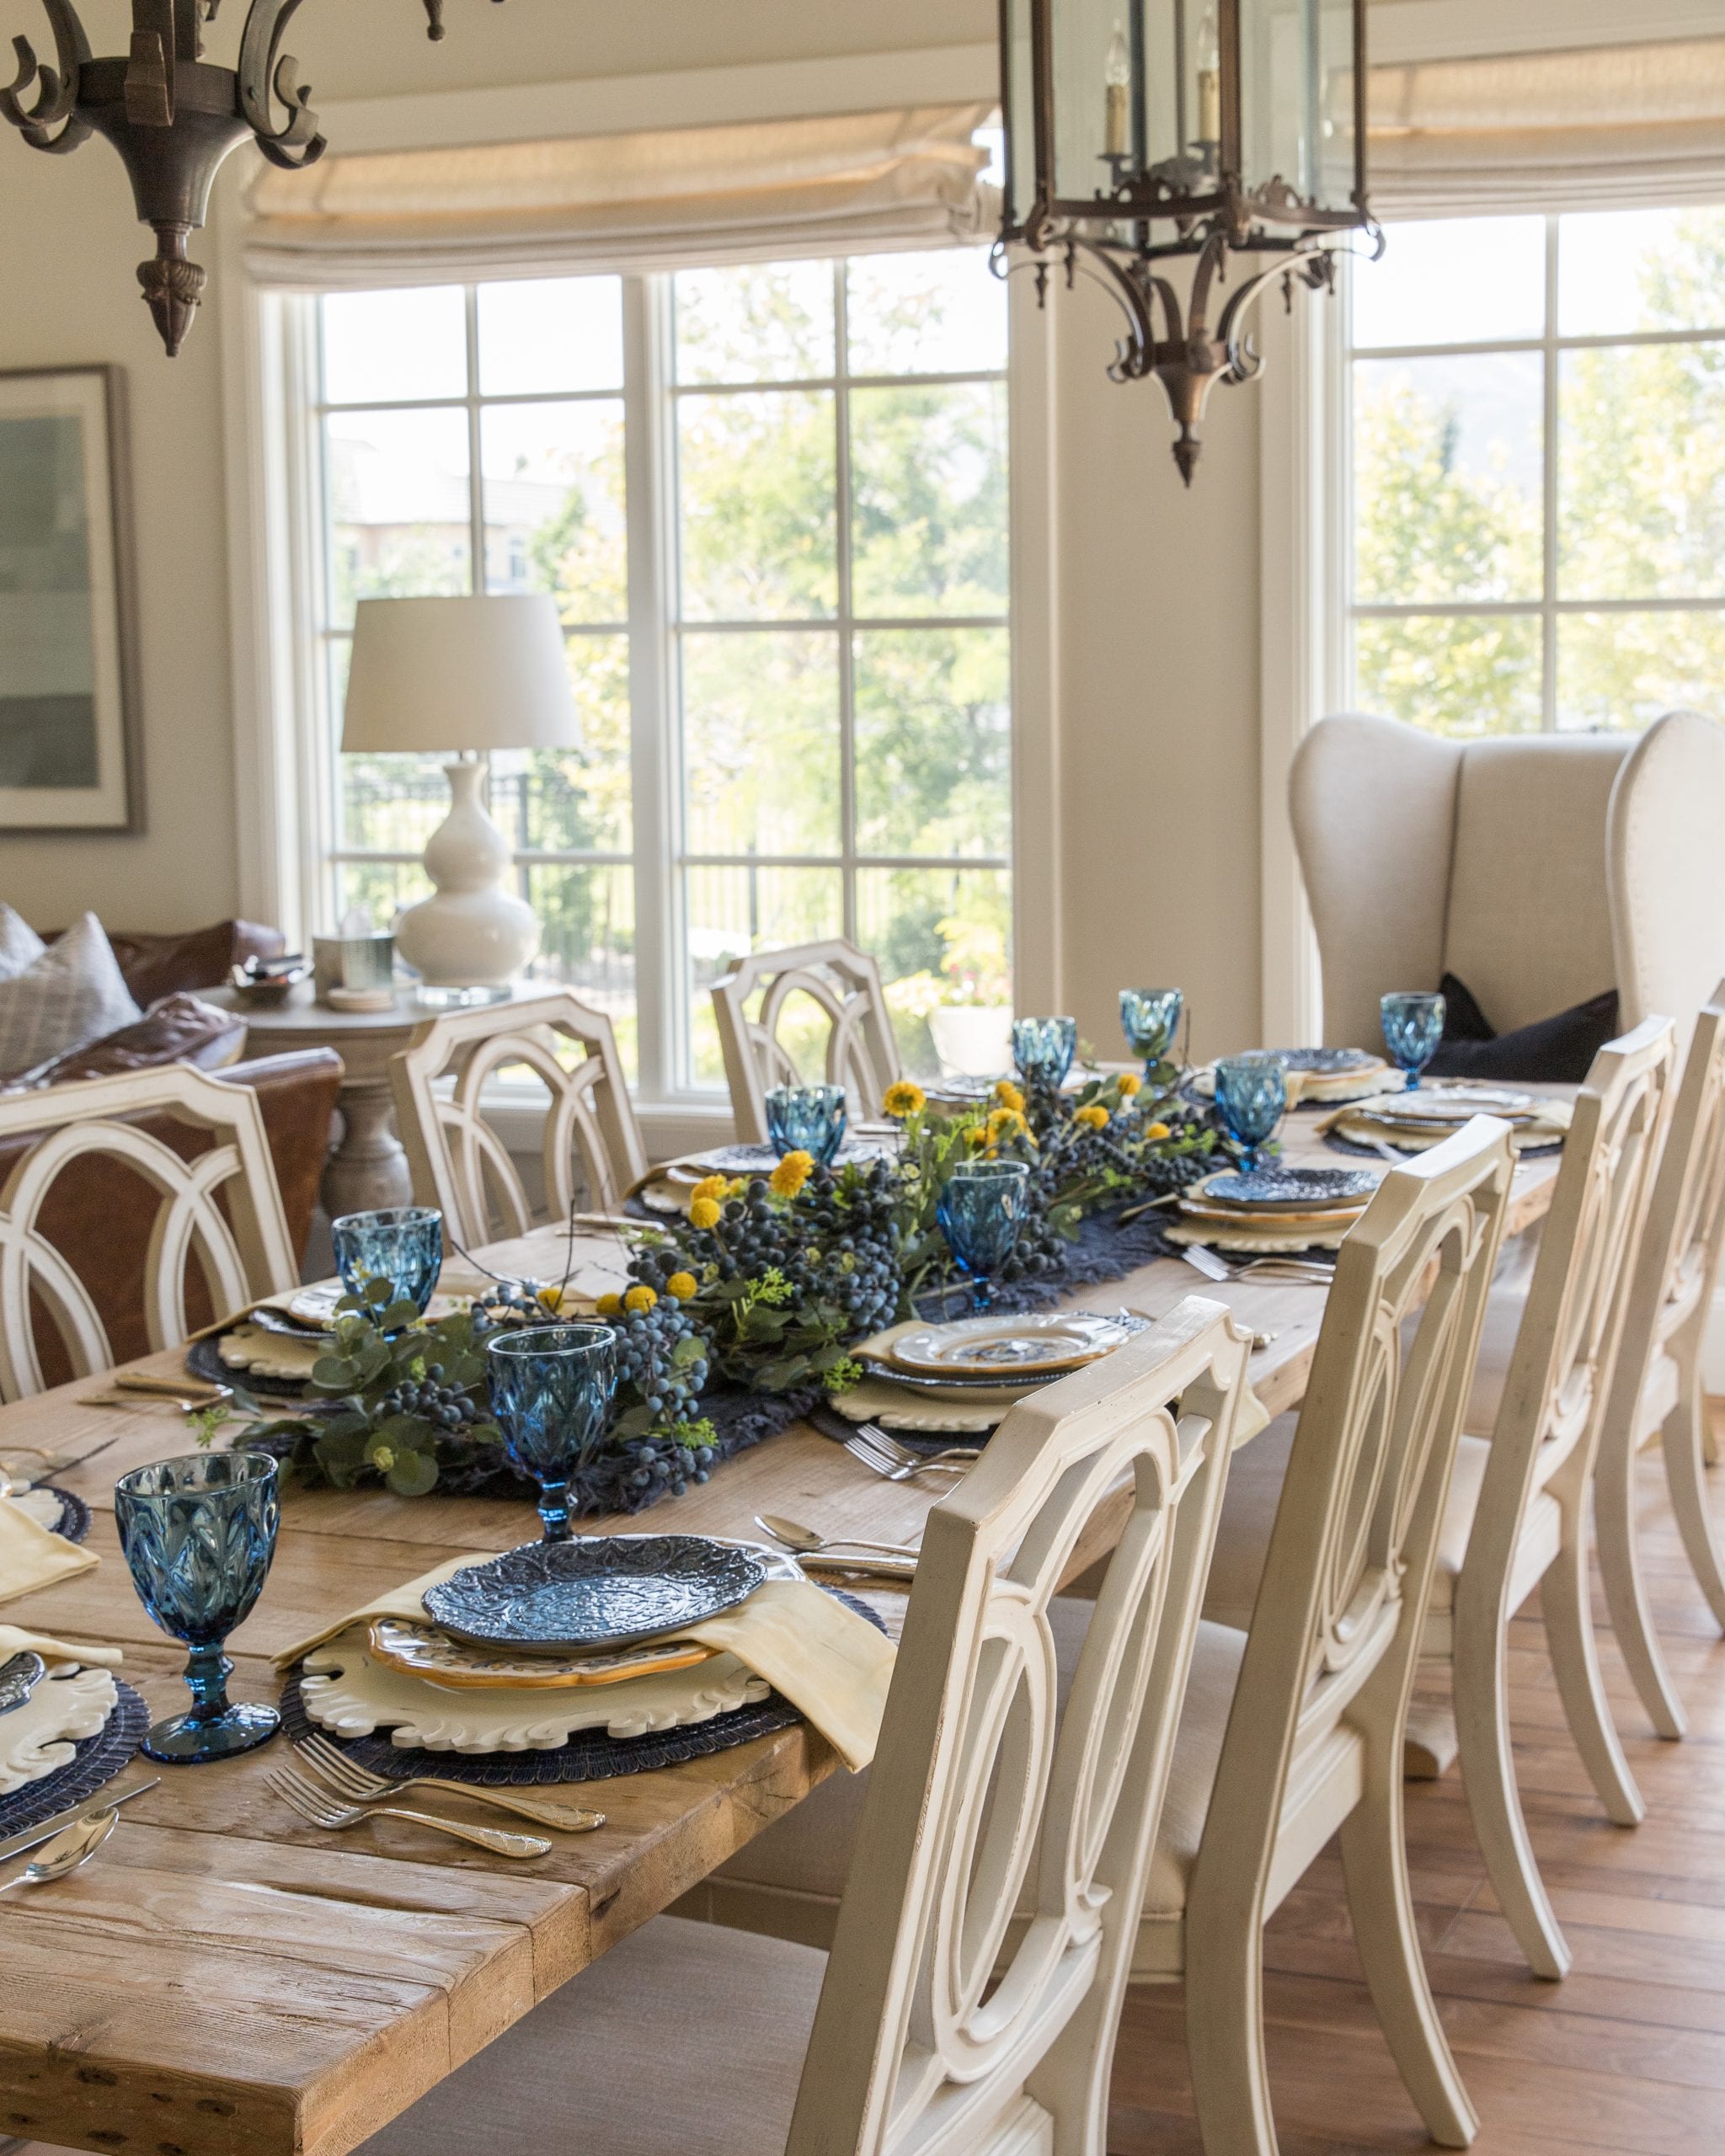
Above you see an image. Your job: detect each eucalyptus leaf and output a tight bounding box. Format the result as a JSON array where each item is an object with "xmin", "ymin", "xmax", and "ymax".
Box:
[
  {"xmin": 312, "ymin": 1357, "xmax": 356, "ymax": 1390},
  {"xmin": 386, "ymin": 1450, "xmax": 440, "ymax": 1497}
]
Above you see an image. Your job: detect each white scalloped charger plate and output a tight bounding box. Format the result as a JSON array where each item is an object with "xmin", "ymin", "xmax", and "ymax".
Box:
[{"xmin": 0, "ymin": 1665, "xmax": 118, "ymax": 1797}]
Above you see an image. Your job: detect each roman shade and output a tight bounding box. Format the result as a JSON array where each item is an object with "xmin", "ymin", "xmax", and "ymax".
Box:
[
  {"xmin": 243, "ymin": 104, "xmax": 998, "ymax": 288},
  {"xmin": 1366, "ymin": 35, "xmax": 1725, "ymax": 216}
]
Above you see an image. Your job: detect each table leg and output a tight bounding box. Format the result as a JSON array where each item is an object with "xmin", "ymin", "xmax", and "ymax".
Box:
[{"xmin": 323, "ymin": 1079, "xmax": 415, "ymax": 1219}]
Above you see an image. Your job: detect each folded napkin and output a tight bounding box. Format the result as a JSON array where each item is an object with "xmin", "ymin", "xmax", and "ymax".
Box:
[
  {"xmin": 0, "ymin": 1497, "xmax": 99, "ymax": 1609},
  {"xmin": 273, "ymin": 1552, "xmax": 897, "ymax": 1774},
  {"xmin": 0, "ymin": 1620, "xmax": 121, "ymax": 1667}
]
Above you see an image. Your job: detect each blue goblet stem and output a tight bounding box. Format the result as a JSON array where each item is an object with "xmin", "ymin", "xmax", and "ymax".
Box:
[
  {"xmin": 538, "ymin": 1480, "xmax": 573, "ymax": 1543},
  {"xmin": 184, "ymin": 1642, "xmax": 234, "ymax": 1725}
]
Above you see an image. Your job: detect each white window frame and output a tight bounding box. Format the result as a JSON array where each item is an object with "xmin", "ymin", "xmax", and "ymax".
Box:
[{"xmin": 218, "ymin": 46, "xmax": 1060, "ymax": 1124}]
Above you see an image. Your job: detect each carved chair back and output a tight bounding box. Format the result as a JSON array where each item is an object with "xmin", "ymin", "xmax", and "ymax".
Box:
[
  {"xmin": 788, "ymin": 1298, "xmax": 1254, "ymax": 2156},
  {"xmin": 1188, "ymin": 1117, "xmax": 1516, "ymax": 1940},
  {"xmin": 389, "ymin": 994, "xmax": 649, "ymax": 1245},
  {"xmin": 0, "ymin": 1065, "xmax": 299, "ymax": 1401},
  {"xmin": 711, "ymin": 938, "xmax": 902, "ymax": 1144},
  {"xmin": 1484, "ymin": 1020, "xmax": 1676, "ymax": 1518}
]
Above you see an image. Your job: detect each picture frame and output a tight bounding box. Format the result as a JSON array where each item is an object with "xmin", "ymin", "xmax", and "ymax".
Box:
[{"xmin": 0, "ymin": 365, "xmax": 143, "ymax": 834}]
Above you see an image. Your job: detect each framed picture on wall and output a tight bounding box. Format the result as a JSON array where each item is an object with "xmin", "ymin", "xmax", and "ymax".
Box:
[{"xmin": 0, "ymin": 366, "xmax": 142, "ymax": 833}]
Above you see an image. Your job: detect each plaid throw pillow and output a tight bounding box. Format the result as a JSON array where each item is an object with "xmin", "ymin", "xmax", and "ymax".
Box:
[{"xmin": 0, "ymin": 913, "xmax": 142, "ymax": 1078}]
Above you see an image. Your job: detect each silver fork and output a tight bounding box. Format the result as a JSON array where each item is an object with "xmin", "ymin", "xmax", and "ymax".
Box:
[
  {"xmin": 841, "ymin": 1422, "xmax": 973, "ymax": 1482},
  {"xmin": 266, "ymin": 1758, "xmax": 552, "ymax": 1859},
  {"xmin": 294, "ymin": 1732, "xmax": 605, "ymax": 1833}
]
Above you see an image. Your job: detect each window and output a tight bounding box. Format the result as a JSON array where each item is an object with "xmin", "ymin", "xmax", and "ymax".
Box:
[
  {"xmin": 1346, "ymin": 207, "xmax": 1725, "ymax": 737},
  {"xmin": 307, "ymin": 250, "xmax": 1012, "ymax": 1100}
]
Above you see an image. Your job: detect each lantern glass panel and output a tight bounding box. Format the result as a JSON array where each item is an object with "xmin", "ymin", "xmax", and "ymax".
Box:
[
  {"xmin": 1239, "ymin": 0, "xmax": 1358, "ymax": 221},
  {"xmin": 1001, "ymin": 0, "xmax": 1039, "ymax": 231},
  {"xmin": 1044, "ymin": 1, "xmax": 1229, "ymax": 208}
]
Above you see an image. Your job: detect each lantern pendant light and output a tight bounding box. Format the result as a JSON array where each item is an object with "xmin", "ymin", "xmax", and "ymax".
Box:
[
  {"xmin": 998, "ymin": 0, "xmax": 1378, "ymax": 483},
  {"xmin": 1, "ymin": 1, "xmax": 509, "ymax": 356}
]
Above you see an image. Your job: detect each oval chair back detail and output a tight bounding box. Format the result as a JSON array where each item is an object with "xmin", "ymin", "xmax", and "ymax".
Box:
[
  {"xmin": 0, "ymin": 1065, "xmax": 299, "ymax": 1401},
  {"xmin": 712, "ymin": 938, "xmax": 902, "ymax": 1145},
  {"xmin": 388, "ymin": 992, "xmax": 649, "ymax": 1244},
  {"xmin": 1595, "ymin": 986, "xmax": 1725, "ymax": 1742}
]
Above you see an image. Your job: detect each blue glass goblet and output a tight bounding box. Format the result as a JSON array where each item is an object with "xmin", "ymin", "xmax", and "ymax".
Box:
[
  {"xmin": 1012, "ymin": 1017, "xmax": 1078, "ymax": 1089},
  {"xmin": 937, "ymin": 1158, "xmax": 1031, "ymax": 1311},
  {"xmin": 114, "ymin": 1453, "xmax": 281, "ymax": 1764},
  {"xmin": 765, "ymin": 1083, "xmax": 847, "ymax": 1166},
  {"xmin": 331, "ymin": 1206, "xmax": 444, "ymax": 1323},
  {"xmin": 488, "ymin": 1323, "xmax": 618, "ymax": 1542},
  {"xmin": 1381, "ymin": 991, "xmax": 1447, "ymax": 1091},
  {"xmin": 1120, "ymin": 988, "xmax": 1184, "ymax": 1075},
  {"xmin": 1214, "ymin": 1052, "xmax": 1288, "ymax": 1171}
]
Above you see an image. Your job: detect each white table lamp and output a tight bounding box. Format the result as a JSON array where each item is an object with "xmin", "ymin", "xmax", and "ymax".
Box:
[{"xmin": 342, "ymin": 595, "xmax": 581, "ymax": 1006}]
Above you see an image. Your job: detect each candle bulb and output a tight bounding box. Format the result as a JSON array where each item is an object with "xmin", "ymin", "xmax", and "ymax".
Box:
[
  {"xmin": 1196, "ymin": 6, "xmax": 1221, "ymax": 147},
  {"xmin": 1104, "ymin": 22, "xmax": 1130, "ymax": 159}
]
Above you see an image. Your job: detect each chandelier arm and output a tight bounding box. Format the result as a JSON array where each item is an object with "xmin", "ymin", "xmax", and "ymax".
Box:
[
  {"xmin": 1183, "ymin": 227, "xmax": 1232, "ymax": 340},
  {"xmin": 1052, "ymin": 232, "xmax": 1163, "ymax": 382},
  {"xmin": 0, "ymin": 0, "xmax": 92, "ymax": 148},
  {"xmin": 1215, "ymin": 245, "xmax": 1332, "ymax": 384},
  {"xmin": 238, "ymin": 0, "xmax": 325, "ymax": 169}
]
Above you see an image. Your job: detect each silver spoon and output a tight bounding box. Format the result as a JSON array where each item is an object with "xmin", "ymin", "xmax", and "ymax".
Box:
[
  {"xmin": 0, "ymin": 1806, "xmax": 117, "ymax": 1892},
  {"xmin": 756, "ymin": 1514, "xmax": 921, "ymax": 1561},
  {"xmin": 0, "ymin": 1652, "xmax": 45, "ymax": 1717}
]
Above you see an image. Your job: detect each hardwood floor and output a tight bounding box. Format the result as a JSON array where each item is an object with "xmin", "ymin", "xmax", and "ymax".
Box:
[{"xmin": 1109, "ymin": 1441, "xmax": 1725, "ymax": 2155}]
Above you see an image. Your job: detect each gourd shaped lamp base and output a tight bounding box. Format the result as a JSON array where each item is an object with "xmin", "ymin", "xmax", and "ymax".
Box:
[{"xmin": 393, "ymin": 758, "xmax": 538, "ymax": 1000}]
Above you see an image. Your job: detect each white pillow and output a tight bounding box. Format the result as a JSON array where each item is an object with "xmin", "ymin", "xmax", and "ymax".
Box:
[
  {"xmin": 0, "ymin": 914, "xmax": 142, "ymax": 1076},
  {"xmin": 0, "ymin": 902, "xmax": 45, "ymax": 983}
]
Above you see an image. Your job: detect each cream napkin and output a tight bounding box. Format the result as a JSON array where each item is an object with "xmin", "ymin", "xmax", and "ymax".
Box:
[
  {"xmin": 0, "ymin": 1497, "xmax": 99, "ymax": 1609},
  {"xmin": 0, "ymin": 1620, "xmax": 121, "ymax": 1667},
  {"xmin": 273, "ymin": 1552, "xmax": 897, "ymax": 1774}
]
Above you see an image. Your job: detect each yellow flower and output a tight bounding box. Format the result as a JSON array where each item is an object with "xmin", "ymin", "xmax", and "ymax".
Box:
[
  {"xmin": 1074, "ymin": 1103, "xmax": 1110, "ymax": 1130},
  {"xmin": 624, "ymin": 1284, "xmax": 659, "ymax": 1314},
  {"xmin": 1144, "ymin": 1121, "xmax": 1172, "ymax": 1142},
  {"xmin": 1117, "ymin": 1072, "xmax": 1142, "ymax": 1097},
  {"xmin": 536, "ymin": 1284, "xmax": 564, "ymax": 1313},
  {"xmin": 964, "ymin": 1123, "xmax": 989, "ymax": 1148},
  {"xmin": 595, "ymin": 1292, "xmax": 623, "ymax": 1319},
  {"xmin": 986, "ymin": 1106, "xmax": 1030, "ymax": 1145},
  {"xmin": 769, "ymin": 1150, "xmax": 814, "ymax": 1198},
  {"xmin": 883, "ymin": 1081, "xmax": 927, "ymax": 1118},
  {"xmin": 688, "ymin": 1197, "xmax": 723, "ymax": 1230},
  {"xmin": 991, "ymin": 1080, "xmax": 1026, "ymax": 1113},
  {"xmin": 690, "ymin": 1173, "xmax": 733, "ymax": 1204},
  {"xmin": 665, "ymin": 1271, "xmax": 699, "ymax": 1302}
]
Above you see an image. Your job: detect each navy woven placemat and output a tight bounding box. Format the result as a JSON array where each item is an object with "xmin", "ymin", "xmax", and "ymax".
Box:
[
  {"xmin": 280, "ymin": 1588, "xmax": 886, "ymax": 1787},
  {"xmin": 45, "ymin": 1486, "xmax": 90, "ymax": 1544},
  {"xmin": 0, "ymin": 1678, "xmax": 150, "ymax": 1840}
]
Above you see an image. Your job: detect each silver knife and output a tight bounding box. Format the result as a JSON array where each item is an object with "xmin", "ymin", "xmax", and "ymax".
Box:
[
  {"xmin": 0, "ymin": 1777, "xmax": 159, "ymax": 1868},
  {"xmin": 798, "ymin": 1553, "xmax": 918, "ymax": 1582}
]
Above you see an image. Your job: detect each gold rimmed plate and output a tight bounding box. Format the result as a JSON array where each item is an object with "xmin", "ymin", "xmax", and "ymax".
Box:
[
  {"xmin": 886, "ymin": 1310, "xmax": 1141, "ymax": 1379},
  {"xmin": 367, "ymin": 1619, "xmax": 718, "ymax": 1692}
]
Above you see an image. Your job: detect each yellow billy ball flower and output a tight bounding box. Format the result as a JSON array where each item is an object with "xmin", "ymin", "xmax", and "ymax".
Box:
[
  {"xmin": 769, "ymin": 1150, "xmax": 814, "ymax": 1198},
  {"xmin": 1074, "ymin": 1103, "xmax": 1110, "ymax": 1130},
  {"xmin": 623, "ymin": 1284, "xmax": 659, "ymax": 1314},
  {"xmin": 690, "ymin": 1173, "xmax": 731, "ymax": 1204},
  {"xmin": 883, "ymin": 1081, "xmax": 927, "ymax": 1118},
  {"xmin": 665, "ymin": 1271, "xmax": 699, "ymax": 1302},
  {"xmin": 1117, "ymin": 1072, "xmax": 1142, "ymax": 1097},
  {"xmin": 991, "ymin": 1080, "xmax": 1026, "ymax": 1113},
  {"xmin": 537, "ymin": 1284, "xmax": 564, "ymax": 1313},
  {"xmin": 964, "ymin": 1123, "xmax": 989, "ymax": 1148},
  {"xmin": 595, "ymin": 1291, "xmax": 623, "ymax": 1319},
  {"xmin": 688, "ymin": 1196, "xmax": 723, "ymax": 1230},
  {"xmin": 986, "ymin": 1106, "xmax": 1029, "ymax": 1145},
  {"xmin": 1144, "ymin": 1120, "xmax": 1172, "ymax": 1142}
]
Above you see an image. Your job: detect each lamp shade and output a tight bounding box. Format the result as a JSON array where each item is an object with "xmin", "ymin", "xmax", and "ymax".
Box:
[{"xmin": 341, "ymin": 595, "xmax": 582, "ymax": 755}]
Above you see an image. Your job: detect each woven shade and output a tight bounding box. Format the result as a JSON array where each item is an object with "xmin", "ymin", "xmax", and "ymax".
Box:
[
  {"xmin": 245, "ymin": 104, "xmax": 998, "ymax": 287},
  {"xmin": 1365, "ymin": 35, "xmax": 1725, "ymax": 217}
]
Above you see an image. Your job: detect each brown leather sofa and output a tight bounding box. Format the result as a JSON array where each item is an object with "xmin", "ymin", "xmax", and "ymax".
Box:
[{"xmin": 5, "ymin": 921, "xmax": 338, "ymax": 1385}]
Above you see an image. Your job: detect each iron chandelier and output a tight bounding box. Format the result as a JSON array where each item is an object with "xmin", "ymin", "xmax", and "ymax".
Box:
[
  {"xmin": 998, "ymin": 0, "xmax": 1378, "ymax": 483},
  {"xmin": 1, "ymin": 1, "xmax": 507, "ymax": 356}
]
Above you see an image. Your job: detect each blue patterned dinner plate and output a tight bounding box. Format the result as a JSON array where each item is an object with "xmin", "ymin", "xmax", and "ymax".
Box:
[
  {"xmin": 1203, "ymin": 1167, "xmax": 1381, "ymax": 1214},
  {"xmin": 1274, "ymin": 1049, "xmax": 1381, "ymax": 1073},
  {"xmin": 424, "ymin": 1535, "xmax": 768, "ymax": 1655}
]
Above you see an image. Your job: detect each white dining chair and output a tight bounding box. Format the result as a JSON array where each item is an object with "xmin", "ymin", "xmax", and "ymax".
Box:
[
  {"xmin": 352, "ymin": 1297, "xmax": 1256, "ymax": 2156},
  {"xmin": 0, "ymin": 1065, "xmax": 299, "ymax": 1401},
  {"xmin": 1290, "ymin": 709, "xmax": 1725, "ymax": 1054},
  {"xmin": 711, "ymin": 937, "xmax": 902, "ymax": 1144},
  {"xmin": 1594, "ymin": 987, "xmax": 1725, "ymax": 1743},
  {"xmin": 389, "ymin": 991, "xmax": 649, "ymax": 1241},
  {"xmin": 1207, "ymin": 1020, "xmax": 1675, "ymax": 1988}
]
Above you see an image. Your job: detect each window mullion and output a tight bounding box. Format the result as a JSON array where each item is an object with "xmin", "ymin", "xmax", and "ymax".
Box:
[
  {"xmin": 1541, "ymin": 217, "xmax": 1562, "ymax": 732},
  {"xmin": 834, "ymin": 258, "xmax": 858, "ymax": 945},
  {"xmin": 622, "ymin": 272, "xmax": 681, "ymax": 1104}
]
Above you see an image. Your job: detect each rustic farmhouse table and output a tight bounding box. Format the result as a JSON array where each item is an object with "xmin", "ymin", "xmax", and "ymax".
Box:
[{"xmin": 0, "ymin": 1110, "xmax": 1562, "ymax": 2156}]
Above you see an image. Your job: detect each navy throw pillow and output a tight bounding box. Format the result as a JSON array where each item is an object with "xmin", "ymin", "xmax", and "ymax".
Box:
[{"xmin": 1424, "ymin": 973, "xmax": 1618, "ymax": 1084}]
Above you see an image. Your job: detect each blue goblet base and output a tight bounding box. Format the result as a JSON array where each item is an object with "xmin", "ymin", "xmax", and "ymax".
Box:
[{"xmin": 143, "ymin": 1699, "xmax": 280, "ymax": 1765}]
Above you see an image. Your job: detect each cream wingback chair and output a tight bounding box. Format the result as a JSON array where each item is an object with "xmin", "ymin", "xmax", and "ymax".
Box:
[{"xmin": 1290, "ymin": 710, "xmax": 1725, "ymax": 1053}]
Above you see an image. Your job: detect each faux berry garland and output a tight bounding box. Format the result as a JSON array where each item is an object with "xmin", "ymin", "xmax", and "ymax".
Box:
[{"xmin": 228, "ymin": 1067, "xmax": 1239, "ymax": 1515}]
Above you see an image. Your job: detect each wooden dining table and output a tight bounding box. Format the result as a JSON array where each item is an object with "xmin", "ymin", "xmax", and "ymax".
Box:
[{"xmin": 0, "ymin": 1102, "xmax": 1564, "ymax": 2156}]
